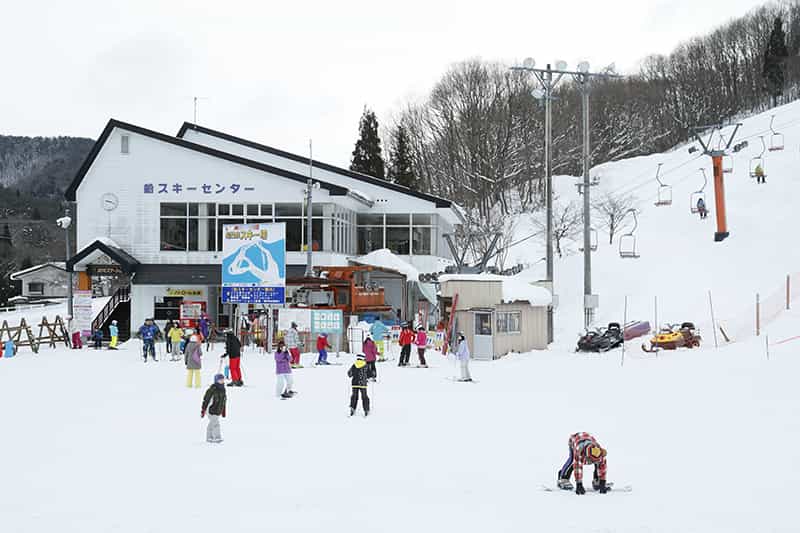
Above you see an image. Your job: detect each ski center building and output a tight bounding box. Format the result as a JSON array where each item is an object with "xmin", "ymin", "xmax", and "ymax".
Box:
[{"xmin": 65, "ymin": 119, "xmax": 463, "ymax": 336}]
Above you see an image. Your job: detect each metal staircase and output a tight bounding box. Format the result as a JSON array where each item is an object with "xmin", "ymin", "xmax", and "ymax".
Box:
[{"xmin": 92, "ymin": 285, "xmax": 131, "ymax": 341}]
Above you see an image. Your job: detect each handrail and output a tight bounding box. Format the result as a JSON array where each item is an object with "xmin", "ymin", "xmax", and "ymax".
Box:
[{"xmin": 91, "ymin": 285, "xmax": 130, "ymax": 332}]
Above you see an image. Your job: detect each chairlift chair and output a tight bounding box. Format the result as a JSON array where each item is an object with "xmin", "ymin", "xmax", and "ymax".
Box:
[
  {"xmin": 579, "ymin": 228, "xmax": 599, "ymax": 252},
  {"xmin": 619, "ymin": 210, "xmax": 640, "ymax": 259},
  {"xmin": 690, "ymin": 169, "xmax": 708, "ymax": 214},
  {"xmin": 749, "ymin": 136, "xmax": 767, "ymax": 179},
  {"xmin": 722, "ymin": 154, "xmax": 733, "ymax": 174},
  {"xmin": 653, "ymin": 163, "xmax": 672, "ymax": 206},
  {"xmin": 769, "ymin": 115, "xmax": 785, "ymax": 152}
]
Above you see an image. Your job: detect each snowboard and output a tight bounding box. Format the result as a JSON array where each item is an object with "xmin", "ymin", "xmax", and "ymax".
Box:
[{"xmin": 540, "ymin": 482, "xmax": 631, "ymax": 493}]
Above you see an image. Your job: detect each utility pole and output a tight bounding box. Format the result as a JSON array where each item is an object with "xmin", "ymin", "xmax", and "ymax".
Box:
[
  {"xmin": 305, "ymin": 140, "xmax": 314, "ymax": 277},
  {"xmin": 511, "ymin": 59, "xmax": 619, "ymax": 336}
]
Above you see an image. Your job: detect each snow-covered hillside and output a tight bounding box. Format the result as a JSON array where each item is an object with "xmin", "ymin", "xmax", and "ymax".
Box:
[{"xmin": 506, "ymin": 100, "xmax": 800, "ymax": 346}]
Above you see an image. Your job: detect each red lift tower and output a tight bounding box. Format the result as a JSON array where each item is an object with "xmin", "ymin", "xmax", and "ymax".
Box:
[{"xmin": 691, "ymin": 124, "xmax": 742, "ymax": 242}]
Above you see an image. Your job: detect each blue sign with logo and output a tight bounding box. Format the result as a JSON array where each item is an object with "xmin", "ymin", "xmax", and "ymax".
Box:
[
  {"xmin": 221, "ymin": 222, "xmax": 286, "ymax": 304},
  {"xmin": 221, "ymin": 286, "xmax": 286, "ymax": 305}
]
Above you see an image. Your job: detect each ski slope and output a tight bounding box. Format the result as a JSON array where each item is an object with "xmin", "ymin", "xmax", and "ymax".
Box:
[
  {"xmin": 1, "ymin": 330, "xmax": 798, "ymax": 532},
  {"xmin": 506, "ymin": 99, "xmax": 800, "ymax": 346}
]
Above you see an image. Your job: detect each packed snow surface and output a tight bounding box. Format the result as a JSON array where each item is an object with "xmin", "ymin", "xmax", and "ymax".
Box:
[
  {"xmin": 2, "ymin": 321, "xmax": 798, "ymax": 532},
  {"xmin": 351, "ymin": 248, "xmax": 420, "ymax": 281}
]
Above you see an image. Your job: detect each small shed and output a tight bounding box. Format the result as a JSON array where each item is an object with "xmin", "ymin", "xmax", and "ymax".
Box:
[
  {"xmin": 10, "ymin": 262, "xmax": 69, "ymax": 300},
  {"xmin": 438, "ymin": 274, "xmax": 551, "ymax": 360}
]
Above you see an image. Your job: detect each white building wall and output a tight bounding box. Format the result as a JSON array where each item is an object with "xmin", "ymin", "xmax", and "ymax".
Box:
[
  {"xmin": 181, "ymin": 129, "xmax": 461, "ymax": 226},
  {"xmin": 75, "ymin": 127, "xmax": 365, "ymax": 265}
]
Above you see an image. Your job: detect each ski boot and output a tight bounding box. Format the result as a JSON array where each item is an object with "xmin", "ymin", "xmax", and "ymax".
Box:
[
  {"xmin": 280, "ymin": 392, "xmax": 292, "ymax": 399},
  {"xmin": 349, "ymin": 408, "xmax": 355, "ymax": 417},
  {"xmin": 556, "ymin": 478, "xmax": 574, "ymax": 491}
]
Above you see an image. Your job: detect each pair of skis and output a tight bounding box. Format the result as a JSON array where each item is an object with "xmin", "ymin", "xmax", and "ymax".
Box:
[{"xmin": 540, "ymin": 482, "xmax": 632, "ymax": 493}]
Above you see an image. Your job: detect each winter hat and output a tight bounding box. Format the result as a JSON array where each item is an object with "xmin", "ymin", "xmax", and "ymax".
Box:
[
  {"xmin": 587, "ymin": 445, "xmax": 606, "ymax": 461},
  {"xmin": 321, "ymin": 332, "xmax": 328, "ymax": 337},
  {"xmin": 291, "ymin": 322, "xmax": 298, "ymax": 328},
  {"xmin": 214, "ymin": 373, "xmax": 225, "ymax": 383},
  {"xmin": 356, "ymin": 353, "xmax": 366, "ymax": 360},
  {"xmin": 112, "ymin": 320, "xmax": 117, "ymax": 325},
  {"xmin": 417, "ymin": 326, "xmax": 424, "ymax": 331}
]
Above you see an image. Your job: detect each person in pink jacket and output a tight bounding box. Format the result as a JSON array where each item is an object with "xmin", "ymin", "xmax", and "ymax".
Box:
[
  {"xmin": 415, "ymin": 326, "xmax": 428, "ymax": 367},
  {"xmin": 363, "ymin": 334, "xmax": 379, "ymax": 382}
]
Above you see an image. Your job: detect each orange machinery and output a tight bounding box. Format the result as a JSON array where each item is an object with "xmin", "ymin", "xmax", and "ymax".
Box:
[{"xmin": 287, "ymin": 266, "xmax": 392, "ymax": 314}]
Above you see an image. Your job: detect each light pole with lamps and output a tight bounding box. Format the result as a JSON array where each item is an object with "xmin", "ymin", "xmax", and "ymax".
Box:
[{"xmin": 56, "ymin": 211, "xmax": 73, "ymax": 319}]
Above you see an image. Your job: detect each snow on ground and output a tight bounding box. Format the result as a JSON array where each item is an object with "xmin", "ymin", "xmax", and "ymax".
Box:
[
  {"xmin": 2, "ymin": 328, "xmax": 798, "ymax": 532},
  {"xmin": 505, "ymin": 99, "xmax": 800, "ymax": 346},
  {"xmin": 0, "ymin": 296, "xmax": 110, "ymax": 326}
]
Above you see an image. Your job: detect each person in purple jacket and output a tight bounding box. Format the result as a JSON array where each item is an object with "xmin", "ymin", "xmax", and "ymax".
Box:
[
  {"xmin": 363, "ymin": 333, "xmax": 379, "ymax": 382},
  {"xmin": 274, "ymin": 341, "xmax": 296, "ymax": 399}
]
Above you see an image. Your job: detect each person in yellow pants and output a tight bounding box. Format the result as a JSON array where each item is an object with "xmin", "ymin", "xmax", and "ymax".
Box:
[
  {"xmin": 109, "ymin": 320, "xmax": 119, "ymax": 350},
  {"xmin": 184, "ymin": 331, "xmax": 203, "ymax": 388}
]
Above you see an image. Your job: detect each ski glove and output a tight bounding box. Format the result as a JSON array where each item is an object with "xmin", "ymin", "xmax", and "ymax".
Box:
[
  {"xmin": 201, "ymin": 409, "xmax": 206, "ymax": 418},
  {"xmin": 575, "ymin": 482, "xmax": 586, "ymax": 495},
  {"xmin": 597, "ymin": 480, "xmax": 608, "ymax": 494}
]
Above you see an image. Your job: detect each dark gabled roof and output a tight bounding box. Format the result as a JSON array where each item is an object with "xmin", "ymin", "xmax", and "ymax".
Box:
[
  {"xmin": 64, "ymin": 119, "xmax": 350, "ymax": 201},
  {"xmin": 176, "ymin": 122, "xmax": 454, "ymax": 209},
  {"xmin": 66, "ymin": 240, "xmax": 140, "ymax": 273}
]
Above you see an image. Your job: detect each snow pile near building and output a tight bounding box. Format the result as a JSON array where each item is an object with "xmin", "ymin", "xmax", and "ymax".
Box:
[{"xmin": 352, "ymin": 248, "xmax": 420, "ymax": 281}]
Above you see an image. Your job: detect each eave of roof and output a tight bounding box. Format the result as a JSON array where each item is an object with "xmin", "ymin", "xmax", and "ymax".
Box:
[
  {"xmin": 176, "ymin": 122, "xmax": 454, "ymax": 209},
  {"xmin": 66, "ymin": 240, "xmax": 140, "ymax": 273},
  {"xmin": 64, "ymin": 119, "xmax": 349, "ymax": 201}
]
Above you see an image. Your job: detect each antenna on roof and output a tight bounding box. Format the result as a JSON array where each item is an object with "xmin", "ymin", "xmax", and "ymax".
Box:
[{"xmin": 193, "ymin": 96, "xmax": 208, "ymax": 124}]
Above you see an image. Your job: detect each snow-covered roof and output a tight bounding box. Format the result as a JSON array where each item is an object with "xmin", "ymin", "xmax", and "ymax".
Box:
[
  {"xmin": 438, "ymin": 273, "xmax": 552, "ymax": 307},
  {"xmin": 350, "ymin": 249, "xmax": 420, "ymax": 282},
  {"xmin": 347, "ymin": 188, "xmax": 374, "ymax": 207},
  {"xmin": 10, "ymin": 262, "xmax": 67, "ymax": 280}
]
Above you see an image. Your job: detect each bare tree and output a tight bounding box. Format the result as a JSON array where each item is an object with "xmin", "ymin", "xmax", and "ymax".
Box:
[
  {"xmin": 592, "ymin": 192, "xmax": 637, "ymax": 244},
  {"xmin": 533, "ymin": 200, "xmax": 582, "ymax": 258}
]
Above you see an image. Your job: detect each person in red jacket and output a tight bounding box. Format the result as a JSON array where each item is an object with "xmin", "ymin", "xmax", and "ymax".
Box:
[
  {"xmin": 398, "ymin": 323, "xmax": 414, "ymax": 367},
  {"xmin": 415, "ymin": 326, "xmax": 428, "ymax": 367},
  {"xmin": 557, "ymin": 432, "xmax": 608, "ymax": 494},
  {"xmin": 316, "ymin": 332, "xmax": 332, "ymax": 365}
]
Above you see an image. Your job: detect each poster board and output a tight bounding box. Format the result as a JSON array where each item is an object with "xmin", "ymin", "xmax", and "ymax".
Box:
[
  {"xmin": 221, "ymin": 222, "xmax": 286, "ymax": 304},
  {"xmin": 73, "ymin": 290, "xmax": 93, "ymax": 336}
]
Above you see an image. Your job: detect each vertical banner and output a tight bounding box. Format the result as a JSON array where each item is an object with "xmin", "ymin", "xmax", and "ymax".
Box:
[
  {"xmin": 73, "ymin": 289, "xmax": 93, "ymax": 335},
  {"xmin": 221, "ymin": 222, "xmax": 286, "ymax": 304}
]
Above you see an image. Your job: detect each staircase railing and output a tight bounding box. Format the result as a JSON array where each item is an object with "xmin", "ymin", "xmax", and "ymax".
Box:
[{"xmin": 91, "ymin": 285, "xmax": 130, "ymax": 332}]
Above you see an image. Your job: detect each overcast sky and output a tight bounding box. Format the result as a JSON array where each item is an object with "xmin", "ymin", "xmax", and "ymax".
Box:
[{"xmin": 2, "ymin": 0, "xmax": 763, "ymax": 167}]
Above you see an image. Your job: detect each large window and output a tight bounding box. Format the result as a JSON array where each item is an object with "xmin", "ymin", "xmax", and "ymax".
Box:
[
  {"xmin": 159, "ymin": 202, "xmax": 340, "ymax": 253},
  {"xmin": 28, "ymin": 282, "xmax": 44, "ymax": 295},
  {"xmin": 496, "ymin": 311, "xmax": 521, "ymax": 334},
  {"xmin": 356, "ymin": 213, "xmax": 437, "ymax": 256}
]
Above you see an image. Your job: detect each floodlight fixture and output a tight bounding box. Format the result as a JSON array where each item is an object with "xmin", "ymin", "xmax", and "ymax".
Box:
[{"xmin": 523, "ymin": 57, "xmax": 535, "ymax": 69}]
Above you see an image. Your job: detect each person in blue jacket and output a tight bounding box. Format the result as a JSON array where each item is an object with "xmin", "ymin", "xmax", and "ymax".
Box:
[
  {"xmin": 92, "ymin": 328, "xmax": 103, "ymax": 349},
  {"xmin": 108, "ymin": 320, "xmax": 119, "ymax": 350},
  {"xmin": 369, "ymin": 319, "xmax": 390, "ymax": 361},
  {"xmin": 137, "ymin": 318, "xmax": 159, "ymax": 362}
]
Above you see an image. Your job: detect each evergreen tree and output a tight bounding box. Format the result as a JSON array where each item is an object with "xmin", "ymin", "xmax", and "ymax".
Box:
[
  {"xmin": 763, "ymin": 16, "xmax": 789, "ymax": 104},
  {"xmin": 350, "ymin": 107, "xmax": 386, "ymax": 180},
  {"xmin": 387, "ymin": 125, "xmax": 418, "ymax": 190},
  {"xmin": 20, "ymin": 256, "xmax": 33, "ymax": 270},
  {"xmin": 1, "ymin": 223, "xmax": 11, "ymax": 240},
  {"xmin": 31, "ymin": 207, "xmax": 42, "ymax": 220}
]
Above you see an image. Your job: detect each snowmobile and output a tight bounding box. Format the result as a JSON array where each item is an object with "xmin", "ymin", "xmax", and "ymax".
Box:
[
  {"xmin": 576, "ymin": 323, "xmax": 624, "ymax": 352},
  {"xmin": 642, "ymin": 322, "xmax": 701, "ymax": 352}
]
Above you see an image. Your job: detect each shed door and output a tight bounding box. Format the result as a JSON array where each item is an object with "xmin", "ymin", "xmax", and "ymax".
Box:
[{"xmin": 473, "ymin": 312, "xmax": 494, "ymax": 360}]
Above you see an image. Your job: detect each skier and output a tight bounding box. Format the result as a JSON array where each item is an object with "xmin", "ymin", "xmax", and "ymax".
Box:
[
  {"xmin": 168, "ymin": 323, "xmax": 183, "ymax": 361},
  {"xmin": 222, "ymin": 331, "xmax": 243, "ymax": 386},
  {"xmin": 755, "ymin": 164, "xmax": 766, "ymax": 184},
  {"xmin": 286, "ymin": 322, "xmax": 302, "ymax": 368},
  {"xmin": 398, "ymin": 323, "xmax": 414, "ymax": 367},
  {"xmin": 70, "ymin": 322, "xmax": 82, "ymax": 349},
  {"xmin": 108, "ymin": 320, "xmax": 119, "ymax": 350},
  {"xmin": 696, "ymin": 197, "xmax": 708, "ymax": 219},
  {"xmin": 415, "ymin": 326, "xmax": 428, "ymax": 367},
  {"xmin": 184, "ymin": 330, "xmax": 203, "ymax": 388},
  {"xmin": 316, "ymin": 332, "xmax": 331, "ymax": 365},
  {"xmin": 137, "ymin": 318, "xmax": 159, "ymax": 361},
  {"xmin": 274, "ymin": 341, "xmax": 296, "ymax": 399},
  {"xmin": 199, "ymin": 314, "xmax": 210, "ymax": 343},
  {"xmin": 92, "ymin": 328, "xmax": 103, "ymax": 349},
  {"xmin": 369, "ymin": 319, "xmax": 389, "ymax": 360},
  {"xmin": 348, "ymin": 353, "xmax": 376, "ymax": 416},
  {"xmin": 455, "ymin": 332, "xmax": 472, "ymax": 382},
  {"xmin": 363, "ymin": 334, "xmax": 379, "ymax": 381},
  {"xmin": 164, "ymin": 320, "xmax": 174, "ymax": 354},
  {"xmin": 556, "ymin": 432, "xmax": 608, "ymax": 494},
  {"xmin": 201, "ymin": 373, "xmax": 227, "ymax": 444}
]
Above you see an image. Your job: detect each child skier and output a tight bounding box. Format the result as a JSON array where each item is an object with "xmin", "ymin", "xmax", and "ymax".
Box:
[
  {"xmin": 168, "ymin": 324, "xmax": 183, "ymax": 361},
  {"xmin": 222, "ymin": 331, "xmax": 243, "ymax": 386},
  {"xmin": 455, "ymin": 332, "xmax": 472, "ymax": 382},
  {"xmin": 184, "ymin": 330, "xmax": 203, "ymax": 388},
  {"xmin": 398, "ymin": 323, "xmax": 414, "ymax": 366},
  {"xmin": 108, "ymin": 320, "xmax": 119, "ymax": 350},
  {"xmin": 556, "ymin": 432, "xmax": 608, "ymax": 494},
  {"xmin": 348, "ymin": 353, "xmax": 376, "ymax": 416},
  {"xmin": 415, "ymin": 326, "xmax": 428, "ymax": 367},
  {"xmin": 363, "ymin": 334, "xmax": 379, "ymax": 381},
  {"xmin": 274, "ymin": 341, "xmax": 296, "ymax": 399},
  {"xmin": 201, "ymin": 373, "xmax": 227, "ymax": 443},
  {"xmin": 316, "ymin": 332, "xmax": 331, "ymax": 365},
  {"xmin": 92, "ymin": 328, "xmax": 103, "ymax": 349},
  {"xmin": 369, "ymin": 319, "xmax": 389, "ymax": 361}
]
